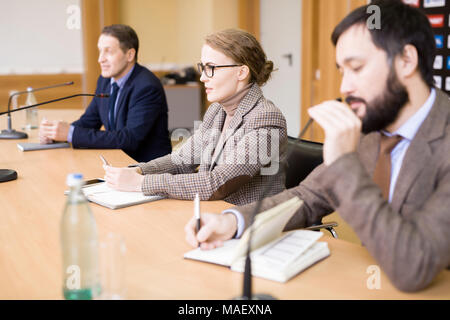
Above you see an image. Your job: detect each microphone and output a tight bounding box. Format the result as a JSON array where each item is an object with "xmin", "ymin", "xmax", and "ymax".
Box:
[
  {"xmin": 0, "ymin": 92, "xmax": 109, "ymax": 183},
  {"xmin": 0, "ymin": 82, "xmax": 74, "ymax": 140},
  {"xmin": 0, "ymin": 93, "xmax": 109, "ymax": 117},
  {"xmin": 236, "ymin": 97, "xmax": 342, "ymax": 300}
]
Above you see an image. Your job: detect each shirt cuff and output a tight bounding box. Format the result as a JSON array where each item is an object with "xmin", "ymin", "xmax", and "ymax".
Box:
[
  {"xmin": 67, "ymin": 125, "xmax": 74, "ymax": 143},
  {"xmin": 221, "ymin": 208, "xmax": 245, "ymax": 239}
]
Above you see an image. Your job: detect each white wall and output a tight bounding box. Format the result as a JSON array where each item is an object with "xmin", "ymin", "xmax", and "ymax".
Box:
[
  {"xmin": 260, "ymin": 0, "xmax": 302, "ymax": 137},
  {"xmin": 0, "ymin": 0, "xmax": 83, "ymax": 74}
]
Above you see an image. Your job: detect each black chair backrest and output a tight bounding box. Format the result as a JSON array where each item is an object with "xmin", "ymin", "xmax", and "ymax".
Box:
[{"xmin": 285, "ymin": 137, "xmax": 323, "ymax": 189}]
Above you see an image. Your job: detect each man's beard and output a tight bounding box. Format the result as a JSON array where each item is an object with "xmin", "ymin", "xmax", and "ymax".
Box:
[{"xmin": 346, "ymin": 69, "xmax": 409, "ymax": 134}]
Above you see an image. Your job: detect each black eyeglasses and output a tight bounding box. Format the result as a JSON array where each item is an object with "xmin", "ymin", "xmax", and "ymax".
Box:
[{"xmin": 197, "ymin": 62, "xmax": 242, "ymax": 78}]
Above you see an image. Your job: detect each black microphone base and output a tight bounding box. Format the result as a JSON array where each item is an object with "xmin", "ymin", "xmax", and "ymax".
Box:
[
  {"xmin": 232, "ymin": 293, "xmax": 277, "ymax": 300},
  {"xmin": 0, "ymin": 169, "xmax": 18, "ymax": 183},
  {"xmin": 0, "ymin": 129, "xmax": 28, "ymax": 139}
]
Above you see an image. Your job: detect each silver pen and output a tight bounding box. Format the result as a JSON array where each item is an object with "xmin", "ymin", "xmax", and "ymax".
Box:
[{"xmin": 99, "ymin": 155, "xmax": 110, "ymax": 166}]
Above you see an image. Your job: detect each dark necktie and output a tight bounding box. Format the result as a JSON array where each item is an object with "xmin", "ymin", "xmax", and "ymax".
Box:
[
  {"xmin": 108, "ymin": 83, "xmax": 119, "ymax": 129},
  {"xmin": 372, "ymin": 134, "xmax": 403, "ymax": 200}
]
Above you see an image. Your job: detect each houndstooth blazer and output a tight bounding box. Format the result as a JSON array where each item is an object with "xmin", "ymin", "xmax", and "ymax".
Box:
[{"xmin": 136, "ymin": 83, "xmax": 287, "ymax": 205}]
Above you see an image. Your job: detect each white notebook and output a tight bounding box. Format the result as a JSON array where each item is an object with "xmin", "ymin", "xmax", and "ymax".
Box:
[
  {"xmin": 66, "ymin": 182, "xmax": 163, "ymax": 209},
  {"xmin": 230, "ymin": 231, "xmax": 330, "ymax": 283},
  {"xmin": 184, "ymin": 197, "xmax": 330, "ymax": 282}
]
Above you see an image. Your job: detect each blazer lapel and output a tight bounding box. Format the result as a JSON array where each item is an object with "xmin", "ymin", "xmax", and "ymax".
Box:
[
  {"xmin": 102, "ymin": 82, "xmax": 113, "ymax": 130},
  {"xmin": 209, "ymin": 84, "xmax": 263, "ymax": 170},
  {"xmin": 391, "ymin": 89, "xmax": 449, "ymax": 212},
  {"xmin": 358, "ymin": 132, "xmax": 380, "ymax": 176},
  {"xmin": 391, "ymin": 134, "xmax": 432, "ymax": 212},
  {"xmin": 114, "ymin": 85, "xmax": 130, "ymax": 127},
  {"xmin": 112, "ymin": 64, "xmax": 141, "ymax": 128},
  {"xmin": 208, "ymin": 108, "xmax": 226, "ymax": 168},
  {"xmin": 209, "ymin": 109, "xmax": 236, "ymax": 171}
]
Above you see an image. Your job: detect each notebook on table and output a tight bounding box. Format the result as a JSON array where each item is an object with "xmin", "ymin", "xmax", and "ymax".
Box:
[
  {"xmin": 183, "ymin": 197, "xmax": 330, "ymax": 283},
  {"xmin": 65, "ymin": 180, "xmax": 163, "ymax": 210}
]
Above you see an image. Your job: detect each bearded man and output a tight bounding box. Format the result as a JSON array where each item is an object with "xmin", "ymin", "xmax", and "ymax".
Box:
[{"xmin": 184, "ymin": 0, "xmax": 450, "ymax": 292}]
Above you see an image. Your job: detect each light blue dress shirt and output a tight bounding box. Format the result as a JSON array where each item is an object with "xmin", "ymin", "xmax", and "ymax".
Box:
[
  {"xmin": 227, "ymin": 88, "xmax": 436, "ymax": 238},
  {"xmin": 67, "ymin": 65, "xmax": 135, "ymax": 142}
]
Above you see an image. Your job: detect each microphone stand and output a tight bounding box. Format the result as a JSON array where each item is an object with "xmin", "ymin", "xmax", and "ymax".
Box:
[
  {"xmin": 0, "ymin": 94, "xmax": 109, "ymax": 117},
  {"xmin": 234, "ymin": 99, "xmax": 340, "ymax": 300},
  {"xmin": 0, "ymin": 93, "xmax": 109, "ymax": 183},
  {"xmin": 0, "ymin": 82, "xmax": 74, "ymax": 140}
]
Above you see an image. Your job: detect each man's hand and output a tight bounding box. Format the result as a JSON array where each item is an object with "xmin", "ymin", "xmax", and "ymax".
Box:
[
  {"xmin": 308, "ymin": 100, "xmax": 361, "ymax": 166},
  {"xmin": 103, "ymin": 165, "xmax": 144, "ymax": 192},
  {"xmin": 39, "ymin": 119, "xmax": 53, "ymax": 144},
  {"xmin": 39, "ymin": 119, "xmax": 70, "ymax": 142},
  {"xmin": 184, "ymin": 212, "xmax": 238, "ymax": 250}
]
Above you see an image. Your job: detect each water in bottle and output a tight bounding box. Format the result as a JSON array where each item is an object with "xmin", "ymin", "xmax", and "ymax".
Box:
[
  {"xmin": 61, "ymin": 173, "xmax": 101, "ymax": 300},
  {"xmin": 25, "ymin": 87, "xmax": 39, "ymax": 129}
]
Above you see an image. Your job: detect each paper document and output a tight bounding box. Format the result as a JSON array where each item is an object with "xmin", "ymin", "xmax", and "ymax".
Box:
[
  {"xmin": 231, "ymin": 231, "xmax": 330, "ymax": 283},
  {"xmin": 66, "ymin": 181, "xmax": 163, "ymax": 209},
  {"xmin": 184, "ymin": 197, "xmax": 330, "ymax": 282}
]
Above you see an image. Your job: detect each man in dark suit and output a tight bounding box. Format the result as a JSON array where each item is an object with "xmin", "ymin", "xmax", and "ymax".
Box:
[
  {"xmin": 39, "ymin": 24, "xmax": 171, "ymax": 162},
  {"xmin": 185, "ymin": 0, "xmax": 450, "ymax": 292}
]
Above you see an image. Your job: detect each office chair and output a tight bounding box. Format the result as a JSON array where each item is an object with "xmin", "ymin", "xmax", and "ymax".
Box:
[{"xmin": 285, "ymin": 136, "xmax": 338, "ymax": 238}]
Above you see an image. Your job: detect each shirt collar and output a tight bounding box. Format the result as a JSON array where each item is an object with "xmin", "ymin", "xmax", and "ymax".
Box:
[
  {"xmin": 110, "ymin": 64, "xmax": 135, "ymax": 89},
  {"xmin": 383, "ymin": 88, "xmax": 436, "ymax": 141}
]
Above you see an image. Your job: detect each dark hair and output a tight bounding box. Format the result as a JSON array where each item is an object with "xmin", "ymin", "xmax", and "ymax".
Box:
[
  {"xmin": 205, "ymin": 29, "xmax": 274, "ymax": 86},
  {"xmin": 331, "ymin": 0, "xmax": 435, "ymax": 88},
  {"xmin": 101, "ymin": 24, "xmax": 139, "ymax": 61}
]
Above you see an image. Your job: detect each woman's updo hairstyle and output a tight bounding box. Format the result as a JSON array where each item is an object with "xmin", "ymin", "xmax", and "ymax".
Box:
[{"xmin": 205, "ymin": 29, "xmax": 274, "ymax": 86}]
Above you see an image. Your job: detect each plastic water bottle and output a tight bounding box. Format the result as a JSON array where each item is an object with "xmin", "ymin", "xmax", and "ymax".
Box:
[
  {"xmin": 61, "ymin": 173, "xmax": 101, "ymax": 300},
  {"xmin": 25, "ymin": 87, "xmax": 39, "ymax": 129}
]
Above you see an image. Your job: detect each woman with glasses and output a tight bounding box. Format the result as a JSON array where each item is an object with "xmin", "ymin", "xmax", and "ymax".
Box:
[{"xmin": 103, "ymin": 29, "xmax": 287, "ymax": 206}]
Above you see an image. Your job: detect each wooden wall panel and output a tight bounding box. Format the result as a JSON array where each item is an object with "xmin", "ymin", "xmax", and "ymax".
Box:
[
  {"xmin": 81, "ymin": 0, "xmax": 102, "ymax": 107},
  {"xmin": 301, "ymin": 0, "xmax": 367, "ymax": 142},
  {"xmin": 101, "ymin": 0, "xmax": 119, "ymax": 28},
  {"xmin": 81, "ymin": 0, "xmax": 119, "ymax": 107},
  {"xmin": 238, "ymin": 0, "xmax": 260, "ymax": 39},
  {"xmin": 301, "ymin": 0, "xmax": 318, "ymax": 141}
]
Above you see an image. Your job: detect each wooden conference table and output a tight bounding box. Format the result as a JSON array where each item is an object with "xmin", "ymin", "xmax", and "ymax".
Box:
[{"xmin": 0, "ymin": 109, "xmax": 449, "ymax": 300}]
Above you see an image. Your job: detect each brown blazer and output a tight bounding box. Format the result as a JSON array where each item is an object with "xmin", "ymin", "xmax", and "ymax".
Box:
[
  {"xmin": 236, "ymin": 89, "xmax": 450, "ymax": 292},
  {"xmin": 138, "ymin": 83, "xmax": 287, "ymax": 205}
]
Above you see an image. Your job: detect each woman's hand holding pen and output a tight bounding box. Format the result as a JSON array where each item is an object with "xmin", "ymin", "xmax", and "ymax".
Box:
[{"xmin": 103, "ymin": 165, "xmax": 144, "ymax": 192}]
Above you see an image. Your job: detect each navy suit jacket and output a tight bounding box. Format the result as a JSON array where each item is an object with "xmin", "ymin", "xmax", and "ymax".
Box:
[{"xmin": 71, "ymin": 63, "xmax": 172, "ymax": 162}]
